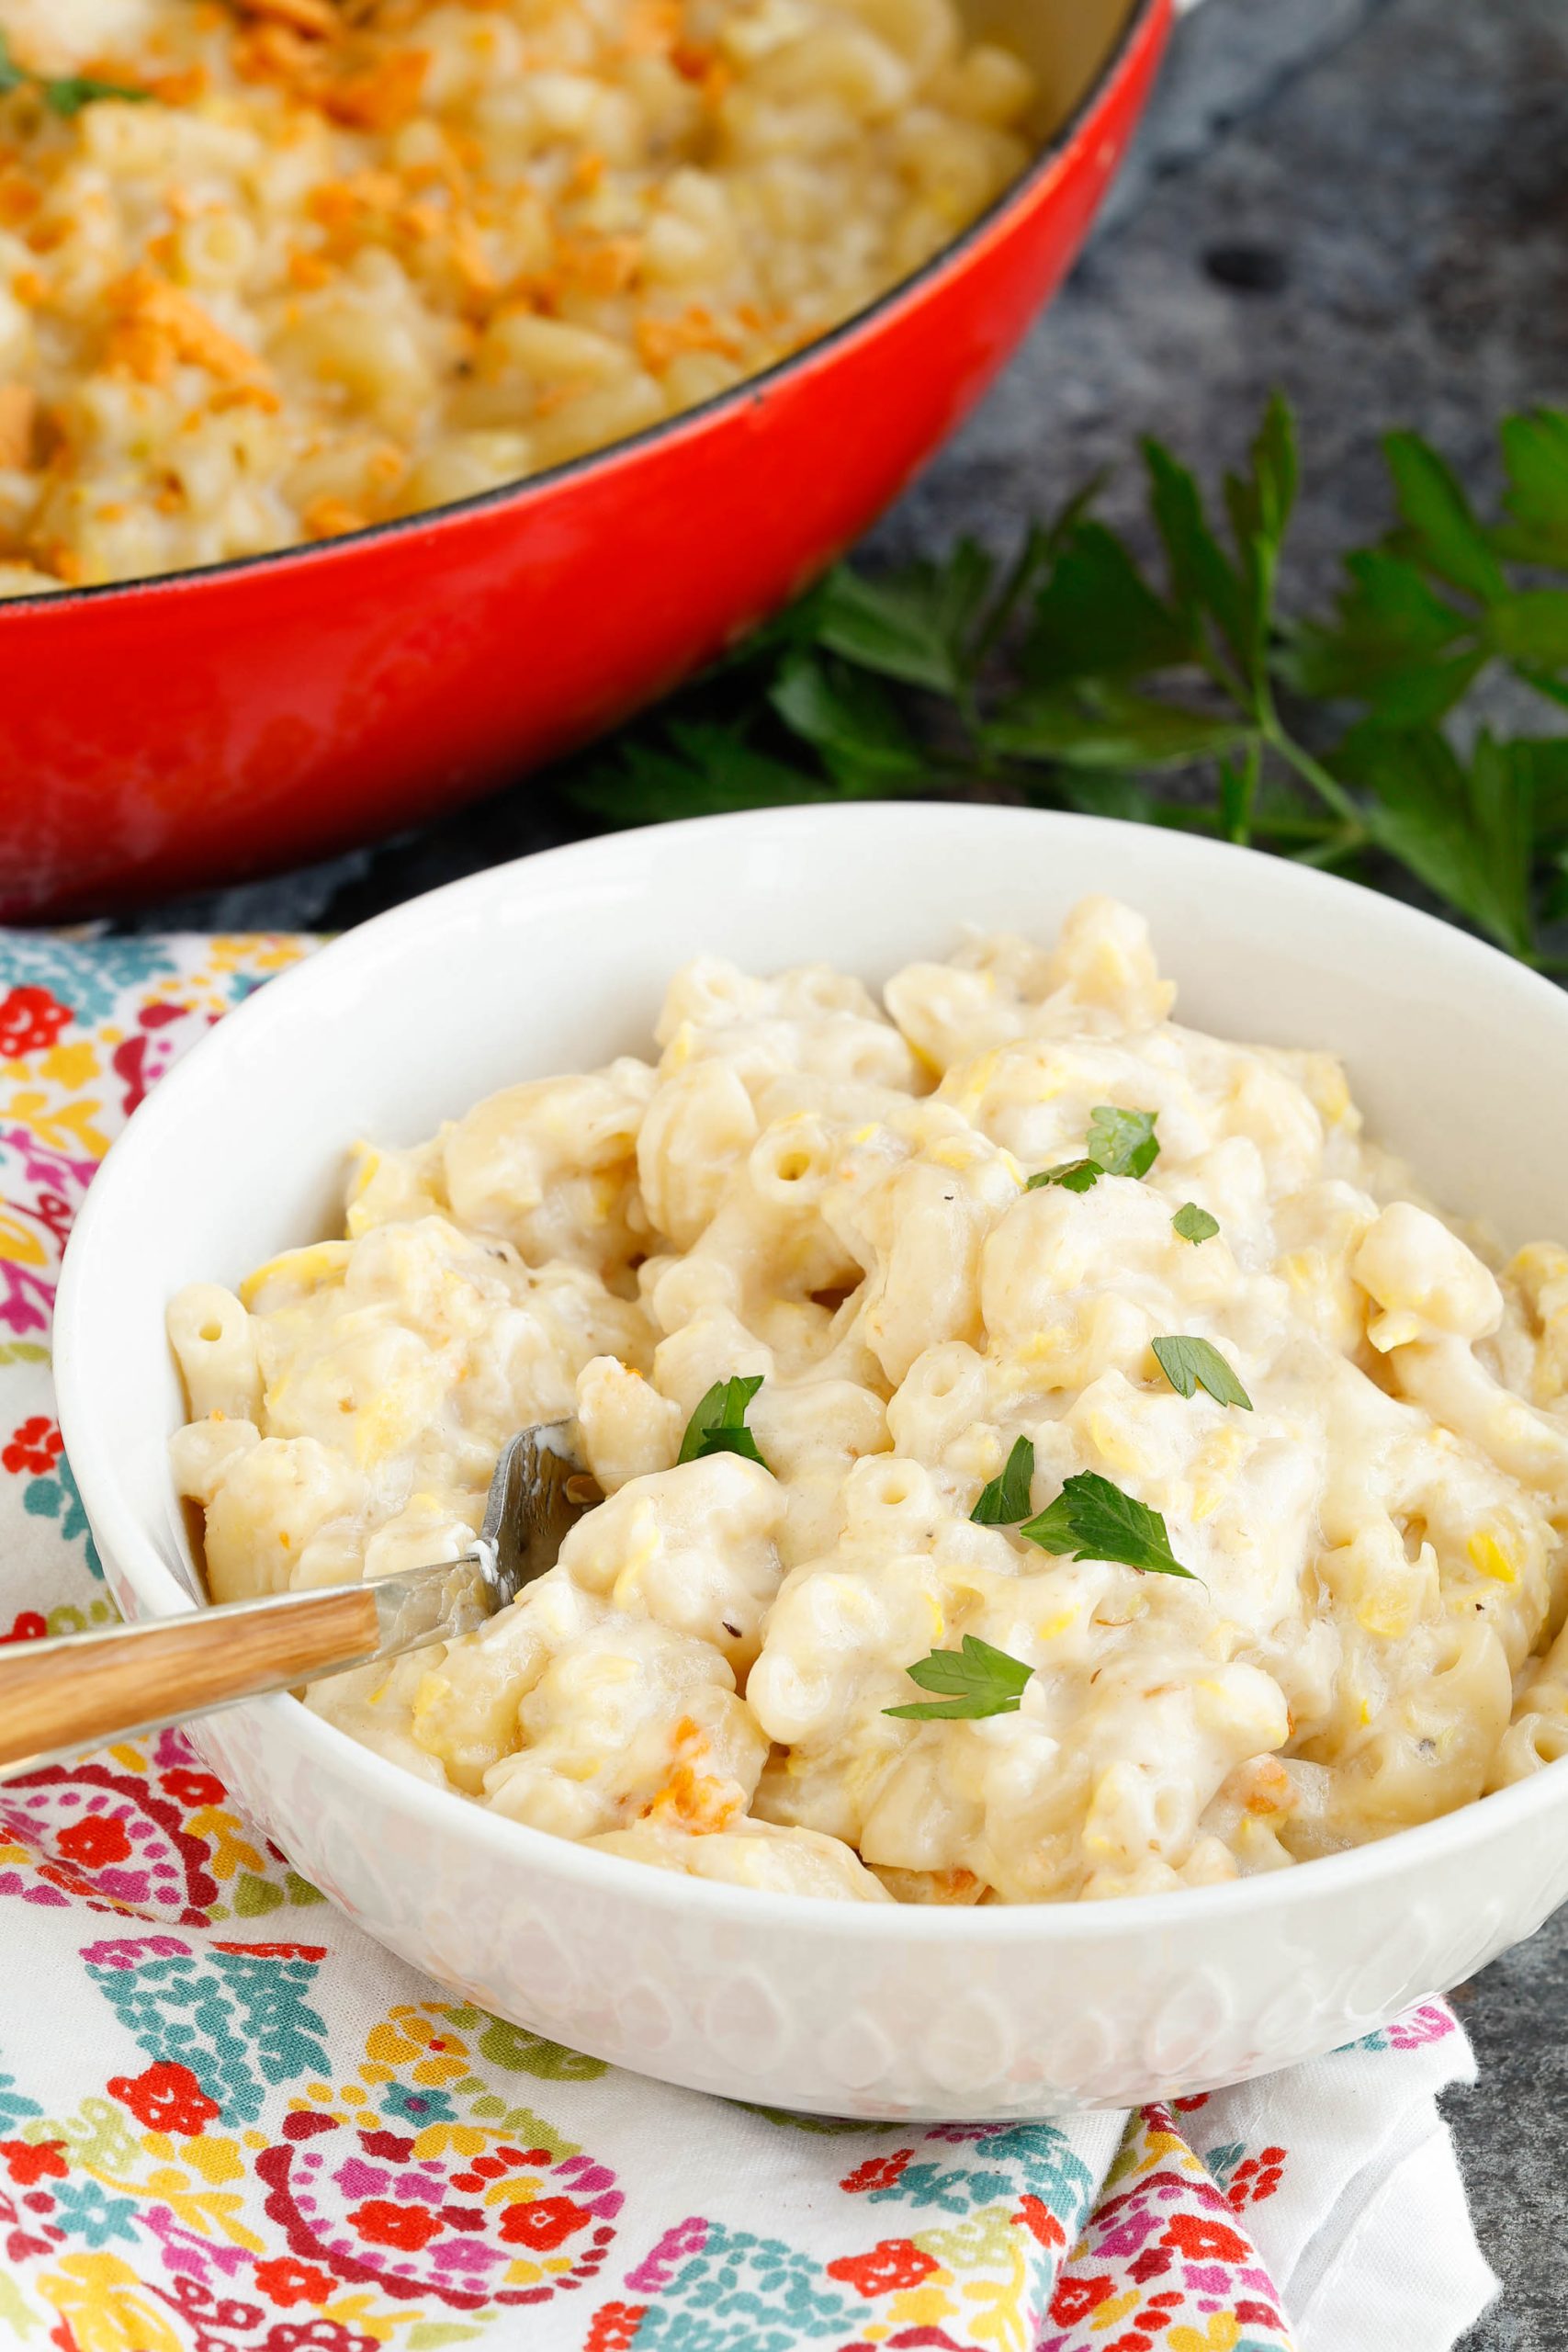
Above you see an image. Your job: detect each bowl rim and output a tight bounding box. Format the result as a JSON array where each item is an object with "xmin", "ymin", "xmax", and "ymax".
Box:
[
  {"xmin": 51, "ymin": 798, "xmax": 1568, "ymax": 1944},
  {"xmin": 0, "ymin": 0, "xmax": 1163, "ymax": 618}
]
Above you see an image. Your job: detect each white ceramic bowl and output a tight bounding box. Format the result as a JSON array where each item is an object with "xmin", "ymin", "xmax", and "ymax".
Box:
[{"xmin": 54, "ymin": 804, "xmax": 1568, "ymax": 2120}]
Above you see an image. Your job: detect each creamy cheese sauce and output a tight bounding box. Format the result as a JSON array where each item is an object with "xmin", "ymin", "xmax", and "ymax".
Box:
[{"xmin": 170, "ymin": 897, "xmax": 1568, "ymax": 1903}]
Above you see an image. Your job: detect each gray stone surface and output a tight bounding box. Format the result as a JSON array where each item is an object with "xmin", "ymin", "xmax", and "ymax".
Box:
[
  {"xmin": 1452, "ymin": 1939, "xmax": 1568, "ymax": 2352},
  {"xmin": 108, "ymin": 0, "xmax": 1568, "ymax": 2338},
  {"xmin": 877, "ymin": 0, "xmax": 1568, "ymax": 606},
  {"xmin": 1093, "ymin": 0, "xmax": 1383, "ymax": 235}
]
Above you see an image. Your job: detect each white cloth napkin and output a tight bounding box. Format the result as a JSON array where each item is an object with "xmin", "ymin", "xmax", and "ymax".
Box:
[{"xmin": 0, "ymin": 926, "xmax": 1501, "ymax": 2352}]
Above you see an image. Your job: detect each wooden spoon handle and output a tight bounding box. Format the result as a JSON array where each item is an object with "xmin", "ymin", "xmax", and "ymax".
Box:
[{"xmin": 0, "ymin": 1580, "xmax": 383, "ymax": 1780}]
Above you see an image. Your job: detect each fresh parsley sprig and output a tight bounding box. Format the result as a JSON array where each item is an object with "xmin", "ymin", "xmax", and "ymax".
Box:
[
  {"xmin": 1151, "ymin": 1334, "xmax": 1252, "ymax": 1410},
  {"xmin": 1086, "ymin": 1106, "xmax": 1160, "ymax": 1177},
  {"xmin": 1172, "ymin": 1203, "xmax": 1220, "ymax": 1244},
  {"xmin": 678, "ymin": 1374, "xmax": 769, "ymax": 1469},
  {"xmin": 559, "ymin": 396, "xmax": 1568, "ymax": 975},
  {"xmin": 1027, "ymin": 1158, "xmax": 1101, "ymax": 1194},
  {"xmin": 0, "ymin": 28, "xmax": 149, "ymax": 116},
  {"xmin": 1021, "ymin": 1470, "xmax": 1197, "ymax": 1581},
  {"xmin": 886, "ymin": 1632, "xmax": 1034, "ymax": 1721},
  {"xmin": 890, "ymin": 1464, "xmax": 1201, "ymax": 1720},
  {"xmin": 1025, "ymin": 1106, "xmax": 1161, "ymax": 1194},
  {"xmin": 970, "ymin": 1433, "xmax": 1034, "ymax": 1524}
]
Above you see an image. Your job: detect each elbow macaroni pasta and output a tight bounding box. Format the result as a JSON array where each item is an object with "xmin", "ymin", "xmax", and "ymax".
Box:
[
  {"xmin": 0, "ymin": 0, "xmax": 1032, "ymax": 594},
  {"xmin": 170, "ymin": 895, "xmax": 1568, "ymax": 1905}
]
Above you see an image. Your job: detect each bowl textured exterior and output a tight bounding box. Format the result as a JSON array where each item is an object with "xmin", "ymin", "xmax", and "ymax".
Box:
[
  {"xmin": 54, "ymin": 804, "xmax": 1568, "ymax": 2117},
  {"xmin": 0, "ymin": 4, "xmax": 1165, "ymax": 920}
]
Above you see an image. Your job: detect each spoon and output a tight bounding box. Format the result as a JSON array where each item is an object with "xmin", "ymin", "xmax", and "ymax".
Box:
[{"xmin": 0, "ymin": 1423, "xmax": 598, "ymax": 1783}]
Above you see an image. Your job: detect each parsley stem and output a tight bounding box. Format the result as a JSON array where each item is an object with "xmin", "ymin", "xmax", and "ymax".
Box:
[
  {"xmin": 1193, "ymin": 639, "xmax": 1253, "ymax": 723},
  {"xmin": 1292, "ymin": 820, "xmax": 1368, "ymax": 868},
  {"xmin": 970, "ymin": 521, "xmax": 1054, "ymax": 668},
  {"xmin": 1261, "ymin": 714, "xmax": 1362, "ymax": 828},
  {"xmin": 1248, "ymin": 812, "xmax": 1344, "ymax": 844},
  {"xmin": 1220, "ymin": 739, "xmax": 1260, "ymax": 843}
]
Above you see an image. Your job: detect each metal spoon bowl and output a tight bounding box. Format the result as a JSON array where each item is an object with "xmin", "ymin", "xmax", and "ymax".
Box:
[{"xmin": 0, "ymin": 1422, "xmax": 598, "ymax": 1782}]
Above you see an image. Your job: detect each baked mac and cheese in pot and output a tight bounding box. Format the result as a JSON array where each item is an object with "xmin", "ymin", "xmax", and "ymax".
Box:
[
  {"xmin": 170, "ymin": 897, "xmax": 1568, "ymax": 1904},
  {"xmin": 0, "ymin": 0, "xmax": 1032, "ymax": 594}
]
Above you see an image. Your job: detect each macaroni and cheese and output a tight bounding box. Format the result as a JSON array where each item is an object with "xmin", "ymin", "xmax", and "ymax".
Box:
[
  {"xmin": 0, "ymin": 0, "xmax": 1032, "ymax": 594},
  {"xmin": 170, "ymin": 897, "xmax": 1568, "ymax": 1905}
]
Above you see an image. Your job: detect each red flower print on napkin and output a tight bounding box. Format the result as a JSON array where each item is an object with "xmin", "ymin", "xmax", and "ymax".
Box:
[
  {"xmin": 158, "ymin": 1766, "xmax": 228, "ymax": 1808},
  {"xmin": 254, "ymin": 2257, "xmax": 335, "ymax": 2309},
  {"xmin": 3, "ymin": 1419, "xmax": 62, "ymax": 1476},
  {"xmin": 349, "ymin": 2200, "xmax": 445, "ymax": 2252},
  {"xmin": 1014, "ymin": 2192, "xmax": 1067, "ymax": 2248},
  {"xmin": 500, "ymin": 2195, "xmax": 591, "ymax": 2250},
  {"xmin": 585, "ymin": 2306, "xmax": 647, "ymax": 2352},
  {"xmin": 0, "ymin": 987, "xmax": 71, "ymax": 1059},
  {"xmin": 56, "ymin": 1815, "xmax": 132, "ymax": 1870},
  {"xmin": 1050, "ymin": 2274, "xmax": 1118, "ymax": 2324},
  {"xmin": 826, "ymin": 2239, "xmax": 940, "ymax": 2297},
  {"xmin": 1226, "ymin": 2144, "xmax": 1288, "ymax": 2208},
  {"xmin": 107, "ymin": 2060, "xmax": 221, "ymax": 2136},
  {"xmin": 0, "ymin": 2139, "xmax": 66, "ymax": 2185},
  {"xmin": 1161, "ymin": 2211, "xmax": 1251, "ymax": 2262},
  {"xmin": 840, "ymin": 2150, "xmax": 912, "ymax": 2194}
]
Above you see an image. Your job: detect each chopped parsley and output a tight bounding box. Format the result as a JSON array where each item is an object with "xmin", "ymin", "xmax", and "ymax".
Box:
[
  {"xmin": 1025, "ymin": 1107, "xmax": 1160, "ymax": 1195},
  {"xmin": 678, "ymin": 1374, "xmax": 769, "ymax": 1469},
  {"xmin": 0, "ymin": 31, "xmax": 149, "ymax": 117},
  {"xmin": 1021, "ymin": 1469, "xmax": 1197, "ymax": 1581},
  {"xmin": 970, "ymin": 1434, "xmax": 1035, "ymax": 1525},
  {"xmin": 1026, "ymin": 1158, "xmax": 1102, "ymax": 1194},
  {"xmin": 1086, "ymin": 1105, "xmax": 1160, "ymax": 1178},
  {"xmin": 1172, "ymin": 1203, "xmax": 1220, "ymax": 1245},
  {"xmin": 1151, "ymin": 1335, "xmax": 1253, "ymax": 1410},
  {"xmin": 885, "ymin": 1633, "xmax": 1034, "ymax": 1721}
]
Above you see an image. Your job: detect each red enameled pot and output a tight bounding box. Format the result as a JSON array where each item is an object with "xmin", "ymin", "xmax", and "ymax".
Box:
[{"xmin": 0, "ymin": 0, "xmax": 1168, "ymax": 919}]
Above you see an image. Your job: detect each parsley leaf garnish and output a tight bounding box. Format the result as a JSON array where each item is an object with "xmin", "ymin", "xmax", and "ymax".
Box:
[
  {"xmin": 557, "ymin": 392, "xmax": 1568, "ymax": 980},
  {"xmin": 885, "ymin": 1633, "xmax": 1033, "ymax": 1720},
  {"xmin": 1085, "ymin": 1105, "xmax": 1160, "ymax": 1178},
  {"xmin": 0, "ymin": 30, "xmax": 149, "ymax": 116},
  {"xmin": 1172, "ymin": 1203, "xmax": 1220, "ymax": 1244},
  {"xmin": 39, "ymin": 72, "xmax": 150, "ymax": 116},
  {"xmin": 1025, "ymin": 1111, "xmax": 1158, "ymax": 1195},
  {"xmin": 1021, "ymin": 1470, "xmax": 1197, "ymax": 1581},
  {"xmin": 1151, "ymin": 1335, "xmax": 1253, "ymax": 1410},
  {"xmin": 678, "ymin": 1374, "xmax": 769, "ymax": 1469},
  {"xmin": 1026, "ymin": 1158, "xmax": 1101, "ymax": 1193},
  {"xmin": 970, "ymin": 1434, "xmax": 1034, "ymax": 1525}
]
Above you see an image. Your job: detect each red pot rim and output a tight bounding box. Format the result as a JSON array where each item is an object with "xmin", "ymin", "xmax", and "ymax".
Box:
[{"xmin": 1, "ymin": 0, "xmax": 1163, "ymax": 617}]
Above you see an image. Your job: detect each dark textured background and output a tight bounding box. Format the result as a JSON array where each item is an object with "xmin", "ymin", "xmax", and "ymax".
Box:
[{"xmin": 120, "ymin": 1, "xmax": 1568, "ymax": 2335}]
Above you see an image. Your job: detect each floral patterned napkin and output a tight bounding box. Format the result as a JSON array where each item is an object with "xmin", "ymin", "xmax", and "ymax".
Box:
[{"xmin": 0, "ymin": 929, "xmax": 1498, "ymax": 2352}]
